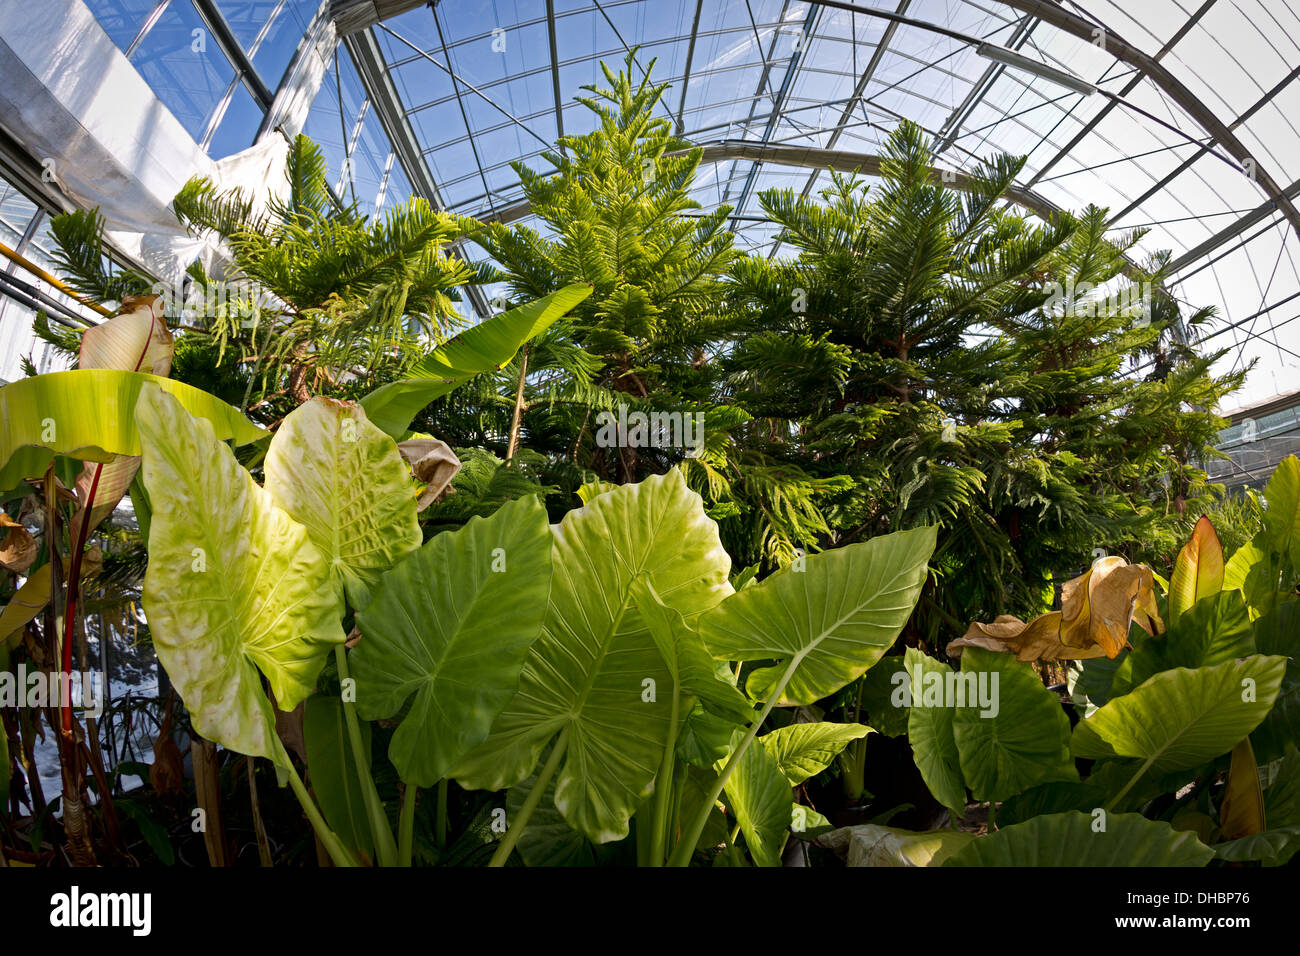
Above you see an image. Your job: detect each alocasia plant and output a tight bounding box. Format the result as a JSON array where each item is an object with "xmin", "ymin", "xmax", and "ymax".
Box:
[
  {"xmin": 450, "ymin": 469, "xmax": 734, "ymax": 856},
  {"xmin": 351, "ymin": 495, "xmax": 553, "ymax": 788},
  {"xmin": 137, "ymin": 386, "xmax": 346, "ymax": 762}
]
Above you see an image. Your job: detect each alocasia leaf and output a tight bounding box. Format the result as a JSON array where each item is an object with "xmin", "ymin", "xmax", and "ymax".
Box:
[
  {"xmin": 450, "ymin": 469, "xmax": 732, "ymax": 843},
  {"xmin": 952, "ymin": 647, "xmax": 1077, "ymax": 803},
  {"xmin": 1213, "ymin": 825, "xmax": 1300, "ymax": 865},
  {"xmin": 351, "ymin": 495, "xmax": 552, "ymax": 787},
  {"xmin": 1071, "ymin": 656, "xmax": 1288, "ymax": 773},
  {"xmin": 264, "ymin": 397, "xmax": 421, "ymax": 610},
  {"xmin": 721, "ymin": 731, "xmax": 792, "ymax": 867},
  {"xmin": 630, "ymin": 574, "xmax": 751, "ymax": 727},
  {"xmin": 760, "ymin": 722, "xmax": 872, "ymax": 786},
  {"xmin": 1114, "ymin": 590, "xmax": 1254, "ymax": 695},
  {"xmin": 0, "ymin": 369, "xmax": 266, "ymax": 493},
  {"xmin": 1219, "ymin": 737, "xmax": 1265, "ymax": 840},
  {"xmin": 1250, "ymin": 601, "xmax": 1300, "ymax": 761},
  {"xmin": 505, "ymin": 759, "xmax": 596, "ymax": 867},
  {"xmin": 945, "ymin": 811, "xmax": 1213, "ymax": 867},
  {"xmin": 698, "ymin": 525, "xmax": 937, "ymax": 705},
  {"xmin": 903, "ymin": 648, "xmax": 967, "ymax": 816},
  {"xmin": 137, "ymin": 386, "xmax": 344, "ymax": 764},
  {"xmin": 1262, "ymin": 455, "xmax": 1300, "ymax": 570},
  {"xmin": 1168, "ymin": 515, "xmax": 1225, "ymax": 626},
  {"xmin": 360, "ymin": 284, "xmax": 593, "ymax": 437},
  {"xmin": 1264, "ymin": 749, "xmax": 1300, "ymax": 827}
]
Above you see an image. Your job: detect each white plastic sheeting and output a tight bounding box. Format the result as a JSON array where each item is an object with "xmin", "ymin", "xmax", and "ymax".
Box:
[{"xmin": 0, "ymin": 0, "xmax": 291, "ymax": 379}]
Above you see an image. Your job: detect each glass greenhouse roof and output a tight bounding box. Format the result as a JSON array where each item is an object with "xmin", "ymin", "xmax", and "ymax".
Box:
[{"xmin": 65, "ymin": 1, "xmax": 1300, "ymax": 411}]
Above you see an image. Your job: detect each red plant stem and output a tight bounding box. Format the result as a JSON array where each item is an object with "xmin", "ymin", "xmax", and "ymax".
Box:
[{"xmin": 61, "ymin": 463, "xmax": 102, "ymax": 735}]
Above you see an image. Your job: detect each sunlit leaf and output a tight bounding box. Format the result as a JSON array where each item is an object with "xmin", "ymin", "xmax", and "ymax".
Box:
[
  {"xmin": 945, "ymin": 811, "xmax": 1213, "ymax": 866},
  {"xmin": 351, "ymin": 495, "xmax": 552, "ymax": 786},
  {"xmin": 137, "ymin": 386, "xmax": 344, "ymax": 764}
]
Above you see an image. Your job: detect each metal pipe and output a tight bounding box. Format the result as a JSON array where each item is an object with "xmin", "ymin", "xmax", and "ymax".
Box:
[{"xmin": 0, "ymin": 240, "xmax": 109, "ymax": 319}]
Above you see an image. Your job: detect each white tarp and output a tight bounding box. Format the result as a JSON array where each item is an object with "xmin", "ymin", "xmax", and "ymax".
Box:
[{"xmin": 0, "ymin": 0, "xmax": 289, "ymax": 291}]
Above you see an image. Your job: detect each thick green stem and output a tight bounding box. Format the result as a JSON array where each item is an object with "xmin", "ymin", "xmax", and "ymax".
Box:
[
  {"xmin": 1104, "ymin": 755, "xmax": 1157, "ymax": 813},
  {"xmin": 334, "ymin": 645, "xmax": 398, "ymax": 866},
  {"xmin": 398, "ymin": 782, "xmax": 417, "ymax": 866},
  {"xmin": 667, "ymin": 654, "xmax": 803, "ymax": 867},
  {"xmin": 648, "ymin": 689, "xmax": 681, "ymax": 866},
  {"xmin": 435, "ymin": 778, "xmax": 448, "ymax": 848},
  {"xmin": 488, "ymin": 728, "xmax": 570, "ymax": 867},
  {"xmin": 277, "ymin": 740, "xmax": 358, "ymax": 868}
]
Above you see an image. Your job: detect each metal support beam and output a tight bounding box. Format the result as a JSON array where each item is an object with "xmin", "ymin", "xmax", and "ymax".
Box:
[
  {"xmin": 545, "ymin": 0, "xmax": 565, "ymax": 148},
  {"xmin": 932, "ymin": 15, "xmax": 1037, "ymax": 155},
  {"xmin": 767, "ymin": 0, "xmax": 910, "ymax": 259},
  {"xmin": 727, "ymin": 3, "xmax": 822, "ymax": 228},
  {"xmin": 343, "ymin": 26, "xmax": 491, "ymax": 318},
  {"xmin": 1108, "ymin": 60, "xmax": 1300, "ymax": 227},
  {"xmin": 330, "ymin": 0, "xmax": 427, "ymax": 35},
  {"xmin": 675, "ymin": 0, "xmax": 705, "ymax": 135},
  {"xmin": 259, "ymin": 1, "xmax": 340, "ymax": 141},
  {"xmin": 478, "ymin": 140, "xmax": 1068, "ymax": 226},
  {"xmin": 1166, "ymin": 175, "xmax": 1300, "ymax": 276},
  {"xmin": 993, "ymin": 0, "xmax": 1300, "ymax": 242},
  {"xmin": 1019, "ymin": 0, "xmax": 1217, "ymax": 193},
  {"xmin": 193, "ymin": 0, "xmax": 274, "ymax": 108}
]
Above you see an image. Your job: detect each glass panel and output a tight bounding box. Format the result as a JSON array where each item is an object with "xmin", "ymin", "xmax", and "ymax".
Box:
[
  {"xmin": 84, "ymin": 0, "xmax": 164, "ymax": 55},
  {"xmin": 128, "ymin": 0, "xmax": 239, "ymax": 142},
  {"xmin": 208, "ymin": 77, "xmax": 263, "ymax": 158}
]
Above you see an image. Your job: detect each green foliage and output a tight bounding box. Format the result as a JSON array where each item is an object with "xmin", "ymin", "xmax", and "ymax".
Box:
[
  {"xmin": 171, "ymin": 134, "xmax": 477, "ymax": 418},
  {"xmin": 137, "ymin": 386, "xmax": 345, "ymax": 764},
  {"xmin": 464, "ymin": 52, "xmax": 834, "ymax": 567},
  {"xmin": 727, "ymin": 121, "xmax": 1243, "ymax": 635},
  {"xmin": 945, "ymin": 811, "xmax": 1214, "ymax": 867},
  {"xmin": 351, "ymin": 496, "xmax": 553, "ymax": 787}
]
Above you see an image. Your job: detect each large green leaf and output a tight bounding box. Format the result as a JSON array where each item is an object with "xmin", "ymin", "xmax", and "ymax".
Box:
[
  {"xmin": 0, "ymin": 369, "xmax": 267, "ymax": 492},
  {"xmin": 1223, "ymin": 531, "xmax": 1280, "ymax": 617},
  {"xmin": 1262, "ymin": 455, "xmax": 1300, "ymax": 569},
  {"xmin": 264, "ymin": 397, "xmax": 421, "ymax": 610},
  {"xmin": 858, "ymin": 656, "xmax": 911, "ymax": 736},
  {"xmin": 698, "ymin": 525, "xmax": 937, "ymax": 705},
  {"xmin": 903, "ymin": 648, "xmax": 967, "ymax": 815},
  {"xmin": 505, "ymin": 760, "xmax": 595, "ymax": 867},
  {"xmin": 760, "ymin": 722, "xmax": 871, "ymax": 786},
  {"xmin": 631, "ymin": 575, "xmax": 752, "ymax": 726},
  {"xmin": 1264, "ymin": 749, "xmax": 1300, "ymax": 826},
  {"xmin": 137, "ymin": 386, "xmax": 344, "ymax": 764},
  {"xmin": 998, "ymin": 781, "xmax": 1108, "ymax": 826},
  {"xmin": 360, "ymin": 284, "xmax": 593, "ymax": 437},
  {"xmin": 304, "ymin": 694, "xmax": 374, "ymax": 858},
  {"xmin": 450, "ymin": 469, "xmax": 733, "ymax": 842},
  {"xmin": 722, "ymin": 731, "xmax": 792, "ymax": 867},
  {"xmin": 1071, "ymin": 656, "xmax": 1288, "ymax": 773},
  {"xmin": 944, "ymin": 811, "xmax": 1213, "ymax": 866},
  {"xmin": 1115, "ymin": 590, "xmax": 1254, "ymax": 695},
  {"xmin": 1250, "ymin": 601, "xmax": 1300, "ymax": 760},
  {"xmin": 953, "ymin": 647, "xmax": 1077, "ymax": 803},
  {"xmin": 1213, "ymin": 825, "xmax": 1300, "ymax": 865},
  {"xmin": 351, "ymin": 495, "xmax": 552, "ymax": 787}
]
